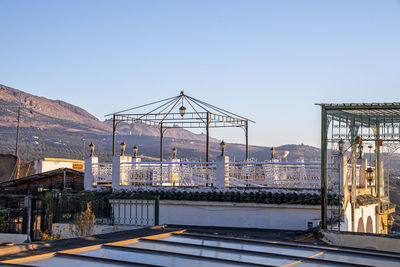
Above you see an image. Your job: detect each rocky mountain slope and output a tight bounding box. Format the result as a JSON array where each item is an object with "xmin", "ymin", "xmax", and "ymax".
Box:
[
  {"xmin": 0, "ymin": 84, "xmax": 221, "ymax": 141},
  {"xmin": 0, "ymin": 84, "xmax": 109, "ymax": 133},
  {"xmin": 0, "ymin": 84, "xmax": 324, "ymax": 163}
]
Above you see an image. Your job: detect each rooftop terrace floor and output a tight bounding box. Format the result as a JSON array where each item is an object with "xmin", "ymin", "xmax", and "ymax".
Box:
[{"xmin": 1, "ymin": 226, "xmax": 400, "ymax": 267}]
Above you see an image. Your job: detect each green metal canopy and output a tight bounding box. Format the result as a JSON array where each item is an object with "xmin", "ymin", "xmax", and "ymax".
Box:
[{"xmin": 317, "ymin": 102, "xmax": 400, "ymax": 229}]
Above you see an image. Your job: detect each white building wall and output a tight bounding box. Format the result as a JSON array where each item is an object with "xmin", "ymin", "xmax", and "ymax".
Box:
[
  {"xmin": 40, "ymin": 161, "xmax": 75, "ymax": 173},
  {"xmin": 342, "ymin": 203, "xmax": 377, "ymax": 233},
  {"xmin": 33, "ymin": 159, "xmax": 84, "ymax": 174}
]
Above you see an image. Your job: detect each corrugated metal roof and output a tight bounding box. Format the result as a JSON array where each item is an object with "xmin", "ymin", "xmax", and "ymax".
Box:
[
  {"xmin": 4, "ymin": 231, "xmax": 400, "ymax": 266},
  {"xmin": 0, "ymin": 168, "xmax": 83, "ymax": 187}
]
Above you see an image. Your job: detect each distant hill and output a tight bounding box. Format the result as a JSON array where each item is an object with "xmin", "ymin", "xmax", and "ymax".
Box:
[
  {"xmin": 0, "ymin": 83, "xmax": 323, "ymax": 163},
  {"xmin": 0, "ymin": 84, "xmax": 220, "ymax": 141},
  {"xmin": 1, "ymin": 83, "xmax": 399, "ymax": 167},
  {"xmin": 0, "ymin": 84, "xmax": 109, "ymax": 134}
]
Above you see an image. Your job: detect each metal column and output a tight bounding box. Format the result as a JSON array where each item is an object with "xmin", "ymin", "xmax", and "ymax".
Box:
[
  {"xmin": 112, "ymin": 114, "xmax": 116, "ymax": 156},
  {"xmin": 351, "ymin": 141, "xmax": 357, "ymax": 232},
  {"xmin": 375, "ymin": 123, "xmax": 381, "ymax": 198},
  {"xmin": 321, "ymin": 107, "xmax": 328, "ymax": 229},
  {"xmin": 160, "ymin": 123, "xmax": 164, "ymax": 162},
  {"xmin": 245, "ymin": 120, "xmax": 249, "ymax": 160},
  {"xmin": 206, "ymin": 112, "xmax": 209, "ymax": 162}
]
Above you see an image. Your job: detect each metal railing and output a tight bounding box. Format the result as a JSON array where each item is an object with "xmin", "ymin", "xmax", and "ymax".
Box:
[
  {"xmin": 109, "ymin": 198, "xmax": 159, "ymax": 226},
  {"xmin": 92, "ymin": 163, "xmax": 112, "ymax": 184},
  {"xmin": 120, "ymin": 162, "xmax": 216, "ymax": 186},
  {"xmin": 228, "ymin": 162, "xmax": 322, "ymax": 189},
  {"xmin": 56, "ymin": 195, "xmax": 112, "ymax": 225},
  {"xmin": 0, "ymin": 208, "xmax": 26, "ymax": 234}
]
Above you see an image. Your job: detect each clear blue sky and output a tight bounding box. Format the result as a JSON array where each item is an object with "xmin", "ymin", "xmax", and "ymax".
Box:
[{"xmin": 1, "ymin": 0, "xmax": 400, "ymax": 147}]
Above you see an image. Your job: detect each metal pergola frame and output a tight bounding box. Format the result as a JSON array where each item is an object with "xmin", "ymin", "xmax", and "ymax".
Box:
[
  {"xmin": 106, "ymin": 91, "xmax": 255, "ymax": 161},
  {"xmin": 317, "ymin": 102, "xmax": 400, "ymax": 230}
]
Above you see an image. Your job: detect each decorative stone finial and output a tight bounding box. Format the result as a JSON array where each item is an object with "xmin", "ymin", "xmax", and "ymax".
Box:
[
  {"xmin": 220, "ymin": 141, "xmax": 226, "ymax": 156},
  {"xmin": 120, "ymin": 142, "xmax": 126, "ymax": 156},
  {"xmin": 89, "ymin": 143, "xmax": 95, "ymax": 157},
  {"xmin": 180, "ymin": 90, "xmax": 185, "ymax": 95},
  {"xmin": 270, "ymin": 147, "xmax": 275, "ymax": 160}
]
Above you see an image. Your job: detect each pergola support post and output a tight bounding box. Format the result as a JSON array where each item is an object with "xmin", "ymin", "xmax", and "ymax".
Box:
[
  {"xmin": 321, "ymin": 107, "xmax": 328, "ymax": 229},
  {"xmin": 160, "ymin": 123, "xmax": 164, "ymax": 162},
  {"xmin": 206, "ymin": 112, "xmax": 210, "ymax": 162},
  {"xmin": 245, "ymin": 120, "xmax": 249, "ymax": 160},
  {"xmin": 351, "ymin": 140, "xmax": 357, "ymax": 232},
  {"xmin": 375, "ymin": 123, "xmax": 381, "ymax": 198},
  {"xmin": 112, "ymin": 114, "xmax": 116, "ymax": 156}
]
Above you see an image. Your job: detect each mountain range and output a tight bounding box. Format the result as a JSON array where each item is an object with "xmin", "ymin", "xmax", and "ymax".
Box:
[{"xmin": 0, "ymin": 83, "xmax": 329, "ymax": 163}]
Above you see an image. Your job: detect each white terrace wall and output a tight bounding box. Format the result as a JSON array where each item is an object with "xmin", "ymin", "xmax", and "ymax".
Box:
[
  {"xmin": 84, "ymin": 154, "xmax": 325, "ymax": 191},
  {"xmin": 160, "ymin": 201, "xmax": 319, "ymax": 230},
  {"xmin": 109, "ymin": 199, "xmax": 320, "ymax": 230}
]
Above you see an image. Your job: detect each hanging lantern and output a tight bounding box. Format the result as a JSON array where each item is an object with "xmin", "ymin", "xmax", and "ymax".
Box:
[
  {"xmin": 366, "ymin": 167, "xmax": 375, "ymax": 185},
  {"xmin": 179, "ymin": 105, "xmax": 186, "ymax": 117},
  {"xmin": 358, "ymin": 145, "xmax": 364, "ymax": 159},
  {"xmin": 388, "ymin": 215, "xmax": 395, "ymax": 227},
  {"xmin": 338, "ymin": 139, "xmax": 344, "ymax": 155},
  {"xmin": 355, "ymin": 136, "xmax": 363, "ymax": 145}
]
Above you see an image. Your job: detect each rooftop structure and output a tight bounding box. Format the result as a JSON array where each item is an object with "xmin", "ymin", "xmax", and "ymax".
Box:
[
  {"xmin": 317, "ymin": 103, "xmax": 399, "ymax": 230},
  {"xmin": 106, "ymin": 91, "xmax": 254, "ymax": 161},
  {"xmin": 0, "ymin": 168, "xmax": 84, "ymax": 193},
  {"xmin": 2, "ymin": 228, "xmax": 400, "ymax": 266}
]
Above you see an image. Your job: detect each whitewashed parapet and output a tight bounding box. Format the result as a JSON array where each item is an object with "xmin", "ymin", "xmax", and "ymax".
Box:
[
  {"xmin": 216, "ymin": 155, "xmax": 229, "ymax": 189},
  {"xmin": 112, "ymin": 155, "xmax": 132, "ymax": 190},
  {"xmin": 84, "ymin": 156, "xmax": 98, "ymax": 190},
  {"xmin": 84, "ymin": 155, "xmax": 353, "ymax": 192}
]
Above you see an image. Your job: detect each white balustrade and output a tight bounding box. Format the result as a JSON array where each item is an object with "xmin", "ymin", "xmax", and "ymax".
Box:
[
  {"xmin": 84, "ymin": 157, "xmax": 344, "ymax": 191},
  {"xmin": 92, "ymin": 163, "xmax": 112, "ymax": 184},
  {"xmin": 228, "ymin": 162, "xmax": 322, "ymax": 189},
  {"xmin": 120, "ymin": 162, "xmax": 216, "ymax": 186}
]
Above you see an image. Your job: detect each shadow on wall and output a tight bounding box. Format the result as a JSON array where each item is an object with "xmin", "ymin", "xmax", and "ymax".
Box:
[{"xmin": 0, "ymin": 154, "xmax": 18, "ymax": 182}]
